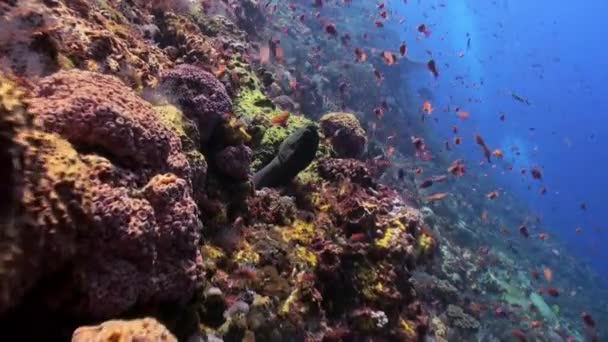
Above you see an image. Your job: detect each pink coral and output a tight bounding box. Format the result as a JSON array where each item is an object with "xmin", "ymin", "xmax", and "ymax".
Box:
[
  {"xmin": 27, "ymin": 70, "xmax": 200, "ymax": 185},
  {"xmin": 161, "ymin": 64, "xmax": 232, "ymax": 144},
  {"xmin": 318, "ymin": 158, "xmax": 374, "ymax": 187},
  {"xmin": 1, "ymin": 73, "xmax": 203, "ymax": 319}
]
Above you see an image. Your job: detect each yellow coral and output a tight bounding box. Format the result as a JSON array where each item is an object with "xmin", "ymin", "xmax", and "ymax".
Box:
[
  {"xmin": 279, "ymin": 288, "xmax": 300, "ymax": 316},
  {"xmin": 234, "ymin": 242, "xmax": 260, "ymax": 265},
  {"xmin": 399, "ymin": 318, "xmax": 417, "ymax": 339},
  {"xmin": 375, "ymin": 220, "xmax": 406, "ymax": 250},
  {"xmin": 0, "ymin": 77, "xmax": 25, "ymax": 112},
  {"xmin": 418, "ymin": 233, "xmax": 434, "ymax": 253},
  {"xmin": 281, "ymin": 219, "xmax": 317, "ymax": 244},
  {"xmin": 356, "ymin": 265, "xmax": 379, "ymax": 301},
  {"xmin": 292, "ymin": 246, "xmax": 317, "ymax": 268},
  {"xmin": 201, "ymin": 245, "xmax": 226, "ymax": 262}
]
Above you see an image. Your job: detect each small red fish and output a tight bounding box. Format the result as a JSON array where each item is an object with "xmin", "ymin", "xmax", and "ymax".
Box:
[
  {"xmin": 448, "ymin": 159, "xmax": 465, "ymax": 177},
  {"xmin": 544, "ymin": 268, "xmax": 553, "ymax": 283},
  {"xmin": 511, "ymin": 329, "xmax": 528, "ymax": 342},
  {"xmin": 546, "ymin": 287, "xmax": 560, "ymax": 297},
  {"xmin": 581, "ymin": 312, "xmax": 596, "ymax": 328},
  {"xmin": 381, "ymin": 51, "xmax": 396, "ymax": 65},
  {"xmin": 350, "ymin": 232, "xmax": 367, "ymax": 242},
  {"xmin": 354, "ymin": 48, "xmax": 367, "ymax": 62},
  {"xmin": 271, "ymin": 112, "xmax": 290, "ymax": 126},
  {"xmin": 539, "ymin": 233, "xmax": 550, "ymax": 241},
  {"xmin": 425, "ymin": 192, "xmax": 449, "ymax": 203}
]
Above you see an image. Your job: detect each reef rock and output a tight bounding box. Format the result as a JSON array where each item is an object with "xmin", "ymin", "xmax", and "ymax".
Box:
[
  {"xmin": 28, "ymin": 69, "xmax": 200, "ymax": 185},
  {"xmin": 320, "ymin": 112, "xmax": 367, "ymax": 159},
  {"xmin": 160, "ymin": 64, "xmax": 233, "ymax": 145},
  {"xmin": 72, "ymin": 317, "xmax": 177, "ymax": 342},
  {"xmin": 0, "ymin": 72, "xmax": 203, "ymax": 319},
  {"xmin": 214, "ymin": 144, "xmax": 252, "ymax": 181}
]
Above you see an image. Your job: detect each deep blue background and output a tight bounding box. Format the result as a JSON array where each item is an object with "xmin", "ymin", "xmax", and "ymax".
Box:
[{"xmin": 390, "ymin": 0, "xmax": 608, "ymax": 284}]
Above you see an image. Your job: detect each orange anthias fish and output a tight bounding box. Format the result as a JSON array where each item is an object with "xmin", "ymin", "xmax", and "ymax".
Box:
[
  {"xmin": 425, "ymin": 192, "xmax": 450, "ymax": 203},
  {"xmin": 275, "ymin": 46, "xmax": 284, "ymax": 63},
  {"xmin": 354, "ymin": 47, "xmax": 367, "ymax": 62},
  {"xmin": 544, "ymin": 267, "xmax": 553, "ymax": 283},
  {"xmin": 422, "ymin": 101, "xmax": 433, "ymax": 114},
  {"xmin": 381, "ymin": 51, "xmax": 396, "ymax": 65},
  {"xmin": 214, "ymin": 64, "xmax": 227, "ymax": 78},
  {"xmin": 456, "ymin": 109, "xmax": 470, "ymax": 120},
  {"xmin": 492, "ymin": 149, "xmax": 504, "ymax": 159},
  {"xmin": 260, "ymin": 46, "xmax": 271, "ymax": 64},
  {"xmin": 271, "ymin": 112, "xmax": 290, "ymax": 126},
  {"xmin": 448, "ymin": 159, "xmax": 466, "ymax": 177}
]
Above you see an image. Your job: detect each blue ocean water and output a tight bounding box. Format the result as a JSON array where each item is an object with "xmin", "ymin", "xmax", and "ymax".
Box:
[{"xmin": 394, "ymin": 0, "xmax": 608, "ymax": 284}]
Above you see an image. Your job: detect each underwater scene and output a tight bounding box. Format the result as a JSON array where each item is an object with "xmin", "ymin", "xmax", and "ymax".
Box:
[{"xmin": 0, "ymin": 0, "xmax": 606, "ymax": 341}]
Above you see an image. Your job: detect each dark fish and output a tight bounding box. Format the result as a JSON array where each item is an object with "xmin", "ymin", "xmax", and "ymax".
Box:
[
  {"xmin": 475, "ymin": 134, "xmax": 492, "ymax": 163},
  {"xmin": 519, "ymin": 225, "xmax": 530, "ymax": 238},
  {"xmin": 420, "ymin": 179, "xmax": 434, "ymax": 188},
  {"xmin": 512, "ymin": 92, "xmax": 531, "ymax": 105},
  {"xmin": 427, "ymin": 59, "xmax": 439, "ymax": 78},
  {"xmin": 530, "ymin": 167, "xmax": 542, "ymax": 180},
  {"xmin": 325, "ymin": 23, "xmax": 337, "ymax": 36},
  {"xmin": 400, "ymin": 42, "xmax": 407, "ymax": 56},
  {"xmin": 398, "ymin": 168, "xmax": 405, "ymax": 180}
]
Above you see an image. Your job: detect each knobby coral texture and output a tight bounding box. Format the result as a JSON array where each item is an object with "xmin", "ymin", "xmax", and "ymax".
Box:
[
  {"xmin": 0, "ymin": 0, "xmax": 452, "ymax": 341},
  {"xmin": 0, "ymin": 71, "xmax": 205, "ymax": 322}
]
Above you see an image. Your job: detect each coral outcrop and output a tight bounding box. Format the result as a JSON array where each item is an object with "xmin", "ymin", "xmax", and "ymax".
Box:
[
  {"xmin": 160, "ymin": 64, "xmax": 232, "ymax": 145},
  {"xmin": 320, "ymin": 112, "xmax": 367, "ymax": 159},
  {"xmin": 72, "ymin": 317, "xmax": 177, "ymax": 342},
  {"xmin": 0, "ymin": 72, "xmax": 203, "ymax": 323}
]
